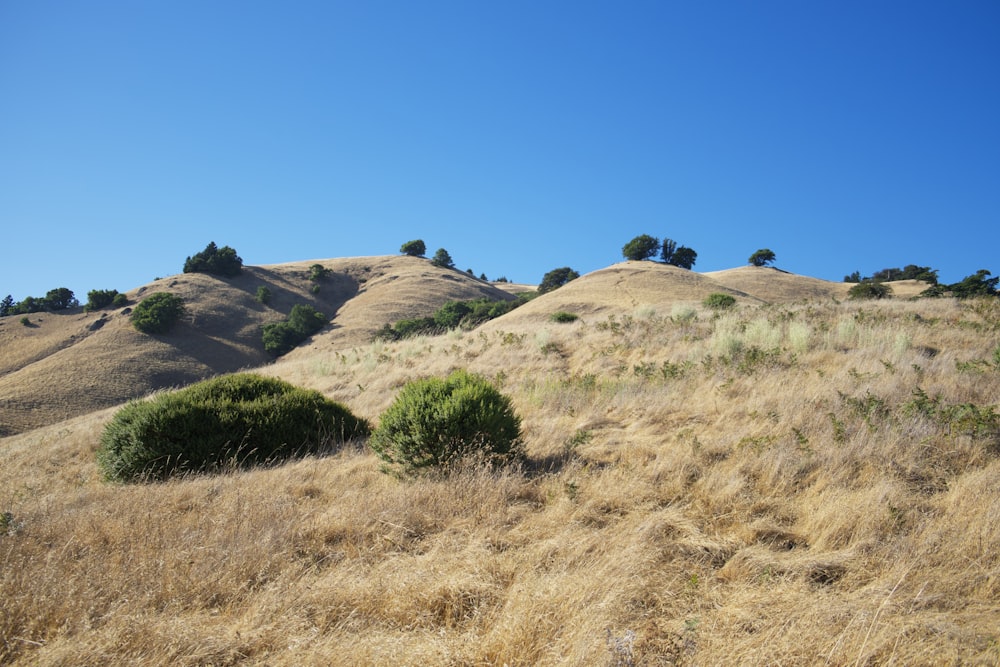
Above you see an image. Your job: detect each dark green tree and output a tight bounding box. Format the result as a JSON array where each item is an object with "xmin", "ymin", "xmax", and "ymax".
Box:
[
  {"xmin": 660, "ymin": 238, "xmax": 677, "ymax": 264},
  {"xmin": 923, "ymin": 270, "xmax": 998, "ymax": 298},
  {"xmin": 131, "ymin": 293, "xmax": 186, "ymax": 334},
  {"xmin": 84, "ymin": 289, "xmax": 120, "ymax": 312},
  {"xmin": 538, "ymin": 267, "xmax": 580, "ymax": 294},
  {"xmin": 434, "ymin": 301, "xmax": 472, "ymax": 329},
  {"xmin": 622, "ymin": 235, "xmax": 661, "ymax": 261},
  {"xmin": 748, "ymin": 249, "xmax": 776, "ymax": 267},
  {"xmin": 400, "ymin": 239, "xmax": 427, "ymax": 257},
  {"xmin": 848, "ymin": 281, "xmax": 893, "ymax": 300},
  {"xmin": 262, "ymin": 304, "xmax": 327, "ymax": 356},
  {"xmin": 668, "ymin": 246, "xmax": 698, "ymax": 269},
  {"xmin": 431, "ymin": 248, "xmax": 455, "ymax": 269},
  {"xmin": 0, "ymin": 295, "xmax": 14, "ymax": 317},
  {"xmin": 43, "ymin": 288, "xmax": 78, "ymax": 311},
  {"xmin": 183, "ymin": 241, "xmax": 243, "ymax": 277}
]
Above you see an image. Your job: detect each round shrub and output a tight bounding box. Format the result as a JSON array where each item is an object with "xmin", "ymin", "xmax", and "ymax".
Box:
[
  {"xmin": 550, "ymin": 311, "xmax": 579, "ymax": 323},
  {"xmin": 369, "ymin": 370, "xmax": 523, "ymax": 475},
  {"xmin": 703, "ymin": 293, "xmax": 736, "ymax": 310},
  {"xmin": 848, "ymin": 281, "xmax": 893, "ymax": 300},
  {"xmin": 97, "ymin": 373, "xmax": 370, "ymax": 482},
  {"xmin": 131, "ymin": 292, "xmax": 185, "ymax": 334}
]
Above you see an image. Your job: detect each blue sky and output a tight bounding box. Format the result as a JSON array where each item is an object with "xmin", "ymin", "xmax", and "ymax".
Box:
[{"xmin": 2, "ymin": 1, "xmax": 998, "ymax": 301}]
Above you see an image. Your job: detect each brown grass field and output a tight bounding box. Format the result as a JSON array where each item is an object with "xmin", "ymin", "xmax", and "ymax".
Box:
[{"xmin": 1, "ymin": 257, "xmax": 998, "ymax": 665}]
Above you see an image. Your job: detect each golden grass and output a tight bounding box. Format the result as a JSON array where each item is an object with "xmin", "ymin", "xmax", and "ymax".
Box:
[{"xmin": 2, "ymin": 290, "xmax": 998, "ymax": 665}]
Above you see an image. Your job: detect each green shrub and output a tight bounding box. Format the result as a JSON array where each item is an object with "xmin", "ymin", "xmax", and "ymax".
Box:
[
  {"xmin": 255, "ymin": 286, "xmax": 272, "ymax": 305},
  {"xmin": 848, "ymin": 281, "xmax": 893, "ymax": 300},
  {"xmin": 703, "ymin": 293, "xmax": 736, "ymax": 310},
  {"xmin": 183, "ymin": 241, "xmax": 243, "ymax": 277},
  {"xmin": 84, "ymin": 289, "xmax": 120, "ymax": 312},
  {"xmin": 19, "ymin": 316, "xmax": 31, "ymax": 327},
  {"xmin": 262, "ymin": 304, "xmax": 326, "ymax": 355},
  {"xmin": 369, "ymin": 370, "xmax": 523, "ymax": 476},
  {"xmin": 550, "ymin": 311, "xmax": 579, "ymax": 323},
  {"xmin": 308, "ymin": 264, "xmax": 331, "ymax": 282},
  {"xmin": 111, "ymin": 293, "xmax": 129, "ymax": 308},
  {"xmin": 97, "ymin": 373, "xmax": 369, "ymax": 482},
  {"xmin": 400, "ymin": 239, "xmax": 426, "ymax": 257},
  {"xmin": 131, "ymin": 292, "xmax": 185, "ymax": 334}
]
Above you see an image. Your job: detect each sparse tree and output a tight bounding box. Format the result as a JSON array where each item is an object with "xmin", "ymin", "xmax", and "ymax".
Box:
[
  {"xmin": 0, "ymin": 294, "xmax": 14, "ymax": 317},
  {"xmin": 748, "ymin": 249, "xmax": 776, "ymax": 267},
  {"xmin": 848, "ymin": 281, "xmax": 893, "ymax": 300},
  {"xmin": 660, "ymin": 238, "xmax": 677, "ymax": 264},
  {"xmin": 622, "ymin": 235, "xmax": 661, "ymax": 261},
  {"xmin": 538, "ymin": 267, "xmax": 580, "ymax": 294},
  {"xmin": 431, "ymin": 248, "xmax": 455, "ymax": 269},
  {"xmin": 668, "ymin": 246, "xmax": 698, "ymax": 270},
  {"xmin": 400, "ymin": 239, "xmax": 426, "ymax": 257}
]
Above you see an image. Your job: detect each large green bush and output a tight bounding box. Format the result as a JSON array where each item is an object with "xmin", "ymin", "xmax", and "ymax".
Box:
[
  {"xmin": 369, "ymin": 370, "xmax": 523, "ymax": 475},
  {"xmin": 703, "ymin": 293, "xmax": 736, "ymax": 310},
  {"xmin": 97, "ymin": 373, "xmax": 370, "ymax": 482},
  {"xmin": 131, "ymin": 292, "xmax": 186, "ymax": 333},
  {"xmin": 848, "ymin": 281, "xmax": 893, "ymax": 300}
]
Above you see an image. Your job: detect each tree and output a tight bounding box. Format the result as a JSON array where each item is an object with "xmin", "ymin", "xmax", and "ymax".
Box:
[
  {"xmin": 668, "ymin": 246, "xmax": 698, "ymax": 269},
  {"xmin": 43, "ymin": 288, "xmax": 79, "ymax": 311},
  {"xmin": 183, "ymin": 241, "xmax": 243, "ymax": 277},
  {"xmin": 131, "ymin": 293, "xmax": 186, "ymax": 334},
  {"xmin": 622, "ymin": 235, "xmax": 661, "ymax": 261},
  {"xmin": 748, "ymin": 249, "xmax": 776, "ymax": 267},
  {"xmin": 400, "ymin": 239, "xmax": 426, "ymax": 257},
  {"xmin": 660, "ymin": 238, "xmax": 677, "ymax": 264},
  {"xmin": 848, "ymin": 281, "xmax": 893, "ymax": 300},
  {"xmin": 84, "ymin": 289, "xmax": 120, "ymax": 312},
  {"xmin": 431, "ymin": 248, "xmax": 455, "ymax": 269},
  {"xmin": 538, "ymin": 267, "xmax": 580, "ymax": 294},
  {"xmin": 0, "ymin": 295, "xmax": 14, "ymax": 317},
  {"xmin": 923, "ymin": 269, "xmax": 998, "ymax": 298}
]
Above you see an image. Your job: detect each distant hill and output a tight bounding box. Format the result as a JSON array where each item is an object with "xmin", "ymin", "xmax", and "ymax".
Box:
[{"xmin": 0, "ymin": 256, "xmax": 931, "ymax": 436}]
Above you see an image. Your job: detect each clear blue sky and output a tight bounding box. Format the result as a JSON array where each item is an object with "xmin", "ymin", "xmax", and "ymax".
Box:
[{"xmin": 2, "ymin": 1, "xmax": 998, "ymax": 301}]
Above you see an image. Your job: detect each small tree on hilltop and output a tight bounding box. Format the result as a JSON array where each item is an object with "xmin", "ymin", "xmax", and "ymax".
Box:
[
  {"xmin": 538, "ymin": 267, "xmax": 580, "ymax": 294},
  {"xmin": 660, "ymin": 238, "xmax": 677, "ymax": 264},
  {"xmin": 0, "ymin": 295, "xmax": 14, "ymax": 317},
  {"xmin": 749, "ymin": 249, "xmax": 776, "ymax": 267},
  {"xmin": 44, "ymin": 288, "xmax": 79, "ymax": 311},
  {"xmin": 431, "ymin": 248, "xmax": 455, "ymax": 269},
  {"xmin": 400, "ymin": 239, "xmax": 426, "ymax": 257},
  {"xmin": 183, "ymin": 241, "xmax": 243, "ymax": 277},
  {"xmin": 622, "ymin": 235, "xmax": 661, "ymax": 261},
  {"xmin": 668, "ymin": 246, "xmax": 698, "ymax": 270}
]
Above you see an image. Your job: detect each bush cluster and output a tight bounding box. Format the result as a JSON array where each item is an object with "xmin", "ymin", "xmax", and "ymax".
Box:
[
  {"xmin": 374, "ymin": 295, "xmax": 532, "ymax": 341},
  {"xmin": 1, "ymin": 288, "xmax": 79, "ymax": 316},
  {"xmin": 703, "ymin": 293, "xmax": 737, "ymax": 310},
  {"xmin": 84, "ymin": 289, "xmax": 128, "ymax": 311},
  {"xmin": 369, "ymin": 370, "xmax": 523, "ymax": 476},
  {"xmin": 848, "ymin": 281, "xmax": 893, "ymax": 300},
  {"xmin": 183, "ymin": 241, "xmax": 243, "ymax": 277},
  {"xmin": 97, "ymin": 373, "xmax": 370, "ymax": 482},
  {"xmin": 131, "ymin": 292, "xmax": 186, "ymax": 333},
  {"xmin": 262, "ymin": 304, "xmax": 326, "ymax": 356}
]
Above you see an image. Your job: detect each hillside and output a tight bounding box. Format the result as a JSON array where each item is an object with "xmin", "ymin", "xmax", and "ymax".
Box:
[
  {"xmin": 2, "ymin": 280, "xmax": 998, "ymax": 665},
  {"xmin": 0, "ymin": 255, "xmax": 515, "ymax": 436}
]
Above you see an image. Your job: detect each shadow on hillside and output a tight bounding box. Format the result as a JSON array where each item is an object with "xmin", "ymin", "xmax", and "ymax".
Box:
[{"xmin": 240, "ymin": 267, "xmax": 360, "ymax": 318}]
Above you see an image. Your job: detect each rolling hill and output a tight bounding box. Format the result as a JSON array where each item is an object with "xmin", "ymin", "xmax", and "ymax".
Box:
[{"xmin": 3, "ymin": 256, "xmax": 996, "ymax": 665}]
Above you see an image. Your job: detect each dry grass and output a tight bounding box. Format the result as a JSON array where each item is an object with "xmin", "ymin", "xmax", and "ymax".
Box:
[{"xmin": 2, "ymin": 264, "xmax": 998, "ymax": 665}]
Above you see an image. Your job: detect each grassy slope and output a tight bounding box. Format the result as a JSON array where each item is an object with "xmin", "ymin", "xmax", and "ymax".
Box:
[
  {"xmin": 2, "ymin": 263, "xmax": 998, "ymax": 665},
  {"xmin": 0, "ymin": 256, "xmax": 515, "ymax": 436}
]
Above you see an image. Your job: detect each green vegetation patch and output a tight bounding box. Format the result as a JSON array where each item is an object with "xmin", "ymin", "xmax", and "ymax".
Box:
[
  {"xmin": 131, "ymin": 292, "xmax": 186, "ymax": 334},
  {"xmin": 369, "ymin": 369, "xmax": 523, "ymax": 476},
  {"xmin": 97, "ymin": 373, "xmax": 370, "ymax": 482}
]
